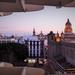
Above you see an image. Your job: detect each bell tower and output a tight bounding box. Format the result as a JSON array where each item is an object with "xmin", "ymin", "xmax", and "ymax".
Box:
[{"xmin": 64, "ymin": 19, "xmax": 72, "ymax": 33}]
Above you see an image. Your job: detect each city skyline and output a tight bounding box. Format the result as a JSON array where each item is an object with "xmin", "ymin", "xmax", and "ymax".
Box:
[{"xmin": 0, "ymin": 6, "xmax": 75, "ymax": 35}]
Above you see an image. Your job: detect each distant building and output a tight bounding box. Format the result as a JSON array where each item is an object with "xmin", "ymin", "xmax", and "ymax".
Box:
[
  {"xmin": 0, "ymin": 34, "xmax": 21, "ymax": 43},
  {"xmin": 47, "ymin": 18, "xmax": 75, "ymax": 68},
  {"xmin": 62, "ymin": 18, "xmax": 75, "ymax": 41},
  {"xmin": 0, "ymin": 29, "xmax": 47, "ymax": 59},
  {"xmin": 47, "ymin": 31, "xmax": 60, "ymax": 58},
  {"xmin": 61, "ymin": 19, "xmax": 75, "ymax": 66},
  {"xmin": 64, "ymin": 19, "xmax": 72, "ymax": 33},
  {"xmin": 24, "ymin": 35, "xmax": 44, "ymax": 58},
  {"xmin": 23, "ymin": 29, "xmax": 47, "ymax": 58}
]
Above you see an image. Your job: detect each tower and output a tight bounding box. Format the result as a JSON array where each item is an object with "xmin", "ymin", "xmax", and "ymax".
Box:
[
  {"xmin": 33, "ymin": 28, "xmax": 36, "ymax": 36},
  {"xmin": 64, "ymin": 19, "xmax": 72, "ymax": 33}
]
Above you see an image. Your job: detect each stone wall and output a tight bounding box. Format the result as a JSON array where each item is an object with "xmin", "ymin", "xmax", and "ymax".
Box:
[
  {"xmin": 48, "ymin": 40, "xmax": 61, "ymax": 59},
  {"xmin": 48, "ymin": 39, "xmax": 75, "ymax": 66},
  {"xmin": 61, "ymin": 41, "xmax": 75, "ymax": 66}
]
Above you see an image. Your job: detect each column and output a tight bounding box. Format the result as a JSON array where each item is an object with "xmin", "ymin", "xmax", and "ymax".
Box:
[
  {"xmin": 30, "ymin": 41, "xmax": 32, "ymax": 57},
  {"xmin": 38, "ymin": 41, "xmax": 40, "ymax": 57},
  {"xmin": 35, "ymin": 41, "xmax": 37, "ymax": 57},
  {"xmin": 33, "ymin": 41, "xmax": 35, "ymax": 57},
  {"xmin": 32, "ymin": 41, "xmax": 33, "ymax": 57},
  {"xmin": 28, "ymin": 41, "xmax": 30, "ymax": 57}
]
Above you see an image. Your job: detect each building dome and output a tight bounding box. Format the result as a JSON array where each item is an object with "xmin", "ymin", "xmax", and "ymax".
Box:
[
  {"xmin": 64, "ymin": 19, "xmax": 72, "ymax": 33},
  {"xmin": 65, "ymin": 19, "xmax": 71, "ymax": 26}
]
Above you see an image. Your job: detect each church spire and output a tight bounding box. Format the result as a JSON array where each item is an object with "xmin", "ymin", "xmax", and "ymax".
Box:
[
  {"xmin": 33, "ymin": 28, "xmax": 36, "ymax": 36},
  {"xmin": 40, "ymin": 30, "xmax": 43, "ymax": 35}
]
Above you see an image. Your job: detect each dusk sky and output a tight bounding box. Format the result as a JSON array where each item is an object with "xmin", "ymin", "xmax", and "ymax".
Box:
[{"xmin": 0, "ymin": 6, "xmax": 75, "ymax": 35}]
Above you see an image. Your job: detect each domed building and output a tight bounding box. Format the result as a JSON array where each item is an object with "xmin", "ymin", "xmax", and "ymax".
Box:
[
  {"xmin": 64, "ymin": 19, "xmax": 72, "ymax": 33},
  {"xmin": 62, "ymin": 19, "xmax": 75, "ymax": 41},
  {"xmin": 22, "ymin": 28, "xmax": 46, "ymax": 58}
]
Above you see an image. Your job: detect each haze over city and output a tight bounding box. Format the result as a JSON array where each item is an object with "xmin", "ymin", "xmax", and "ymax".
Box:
[{"xmin": 0, "ymin": 6, "xmax": 75, "ymax": 35}]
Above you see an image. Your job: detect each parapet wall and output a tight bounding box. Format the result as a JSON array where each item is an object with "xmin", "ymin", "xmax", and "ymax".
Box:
[
  {"xmin": 61, "ymin": 41, "xmax": 75, "ymax": 66},
  {"xmin": 48, "ymin": 39, "xmax": 75, "ymax": 66}
]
